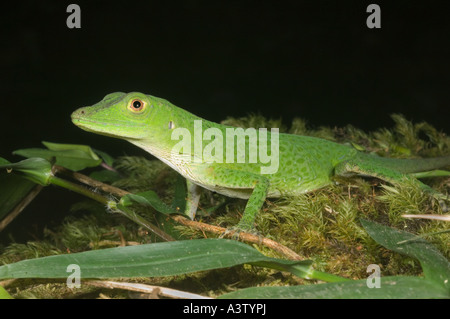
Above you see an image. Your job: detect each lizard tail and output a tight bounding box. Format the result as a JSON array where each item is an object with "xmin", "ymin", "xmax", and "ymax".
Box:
[{"xmin": 361, "ymin": 154, "xmax": 450, "ymax": 174}]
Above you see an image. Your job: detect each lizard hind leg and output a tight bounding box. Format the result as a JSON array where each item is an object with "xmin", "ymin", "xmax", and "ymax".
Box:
[{"xmin": 334, "ymin": 159, "xmax": 449, "ymax": 211}]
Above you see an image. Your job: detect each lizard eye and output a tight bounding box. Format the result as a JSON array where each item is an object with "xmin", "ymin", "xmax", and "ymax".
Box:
[{"xmin": 129, "ymin": 99, "xmax": 145, "ymax": 112}]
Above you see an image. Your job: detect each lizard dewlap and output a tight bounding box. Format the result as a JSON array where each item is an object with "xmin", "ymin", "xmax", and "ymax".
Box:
[{"xmin": 72, "ymin": 92, "xmax": 450, "ymax": 232}]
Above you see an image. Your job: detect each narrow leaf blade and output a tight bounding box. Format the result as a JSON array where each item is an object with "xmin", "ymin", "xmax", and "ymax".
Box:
[
  {"xmin": 219, "ymin": 276, "xmax": 449, "ymax": 299},
  {"xmin": 0, "ymin": 239, "xmax": 311, "ymax": 280}
]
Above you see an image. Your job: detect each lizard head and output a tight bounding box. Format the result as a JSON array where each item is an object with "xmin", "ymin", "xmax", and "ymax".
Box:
[
  {"xmin": 71, "ymin": 92, "xmax": 174, "ymax": 141},
  {"xmin": 71, "ymin": 91, "xmax": 207, "ymax": 165}
]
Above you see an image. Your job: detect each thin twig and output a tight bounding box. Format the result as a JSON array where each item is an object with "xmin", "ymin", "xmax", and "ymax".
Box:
[
  {"xmin": 0, "ymin": 184, "xmax": 43, "ymax": 232},
  {"xmin": 86, "ymin": 280, "xmax": 212, "ymax": 299},
  {"xmin": 402, "ymin": 214, "xmax": 450, "ymax": 221},
  {"xmin": 170, "ymin": 215, "xmax": 303, "ymax": 260}
]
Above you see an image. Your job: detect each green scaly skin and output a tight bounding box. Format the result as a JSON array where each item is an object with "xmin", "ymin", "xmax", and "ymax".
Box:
[{"xmin": 71, "ymin": 92, "xmax": 450, "ymax": 233}]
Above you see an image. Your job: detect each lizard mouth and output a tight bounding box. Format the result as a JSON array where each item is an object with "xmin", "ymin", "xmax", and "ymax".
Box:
[
  {"xmin": 71, "ymin": 116, "xmax": 119, "ymax": 138},
  {"xmin": 71, "ymin": 113, "xmax": 100, "ymax": 132},
  {"xmin": 71, "ymin": 112, "xmax": 146, "ymax": 140}
]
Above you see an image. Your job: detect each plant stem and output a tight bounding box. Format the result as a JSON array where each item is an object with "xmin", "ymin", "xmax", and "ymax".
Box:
[
  {"xmin": 49, "ymin": 175, "xmax": 109, "ymax": 205},
  {"xmin": 53, "ymin": 165, "xmax": 128, "ymax": 197}
]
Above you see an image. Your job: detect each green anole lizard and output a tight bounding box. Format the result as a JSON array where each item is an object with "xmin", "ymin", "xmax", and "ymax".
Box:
[{"xmin": 71, "ymin": 92, "xmax": 450, "ymax": 232}]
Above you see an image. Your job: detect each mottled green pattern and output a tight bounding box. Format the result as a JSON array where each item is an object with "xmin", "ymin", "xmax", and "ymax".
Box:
[{"xmin": 72, "ymin": 92, "xmax": 450, "ymax": 232}]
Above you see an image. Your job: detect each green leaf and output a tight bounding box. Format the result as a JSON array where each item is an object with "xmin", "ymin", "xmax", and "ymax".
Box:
[
  {"xmin": 361, "ymin": 219, "xmax": 450, "ymax": 290},
  {"xmin": 13, "ymin": 141, "xmax": 102, "ymax": 171},
  {"xmin": 0, "ymin": 157, "xmax": 10, "ymax": 165},
  {"xmin": 0, "ymin": 239, "xmax": 312, "ymax": 280},
  {"xmin": 0, "ymin": 285, "xmax": 12, "ymax": 299},
  {"xmin": 219, "ymin": 276, "xmax": 449, "ymax": 299},
  {"xmin": 42, "ymin": 141, "xmax": 99, "ymax": 159},
  {"xmin": 0, "ymin": 157, "xmax": 53, "ymax": 185},
  {"xmin": 91, "ymin": 148, "xmax": 115, "ymax": 167},
  {"xmin": 119, "ymin": 191, "xmax": 176, "ymax": 215}
]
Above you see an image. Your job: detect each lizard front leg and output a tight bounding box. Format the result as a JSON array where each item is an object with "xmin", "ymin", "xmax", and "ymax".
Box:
[
  {"xmin": 193, "ymin": 166, "xmax": 271, "ymax": 233},
  {"xmin": 184, "ymin": 179, "xmax": 202, "ymax": 220},
  {"xmin": 236, "ymin": 175, "xmax": 270, "ymax": 232}
]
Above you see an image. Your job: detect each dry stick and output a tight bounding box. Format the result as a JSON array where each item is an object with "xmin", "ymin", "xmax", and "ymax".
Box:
[
  {"xmin": 55, "ymin": 165, "xmax": 303, "ymax": 261},
  {"xmin": 402, "ymin": 214, "xmax": 450, "ymax": 222},
  {"xmin": 0, "ymin": 184, "xmax": 43, "ymax": 232},
  {"xmin": 170, "ymin": 215, "xmax": 303, "ymax": 260},
  {"xmin": 86, "ymin": 280, "xmax": 212, "ymax": 299}
]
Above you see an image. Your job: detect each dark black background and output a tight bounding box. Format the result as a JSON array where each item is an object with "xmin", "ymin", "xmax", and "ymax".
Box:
[{"xmin": 1, "ymin": 1, "xmax": 449, "ymax": 239}]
